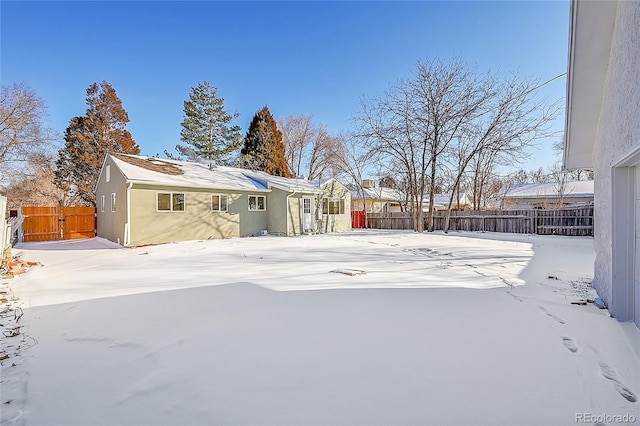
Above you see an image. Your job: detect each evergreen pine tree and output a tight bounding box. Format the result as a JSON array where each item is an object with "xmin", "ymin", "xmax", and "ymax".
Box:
[
  {"xmin": 241, "ymin": 106, "xmax": 292, "ymax": 177},
  {"xmin": 55, "ymin": 81, "xmax": 140, "ymax": 205},
  {"xmin": 175, "ymin": 81, "xmax": 241, "ymax": 163}
]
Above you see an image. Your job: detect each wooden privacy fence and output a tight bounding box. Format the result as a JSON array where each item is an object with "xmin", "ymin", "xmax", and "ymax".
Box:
[
  {"xmin": 21, "ymin": 206, "xmax": 97, "ymax": 242},
  {"xmin": 366, "ymin": 206, "xmax": 594, "ymax": 236}
]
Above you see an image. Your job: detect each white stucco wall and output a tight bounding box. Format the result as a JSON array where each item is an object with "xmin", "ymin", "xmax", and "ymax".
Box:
[{"xmin": 592, "ymin": 1, "xmax": 640, "ymax": 305}]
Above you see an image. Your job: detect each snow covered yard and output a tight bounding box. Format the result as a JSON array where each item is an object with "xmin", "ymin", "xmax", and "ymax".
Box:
[{"xmin": 1, "ymin": 230, "xmax": 639, "ymax": 425}]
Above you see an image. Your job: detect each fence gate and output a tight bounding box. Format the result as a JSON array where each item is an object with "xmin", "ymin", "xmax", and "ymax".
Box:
[
  {"xmin": 21, "ymin": 206, "xmax": 97, "ymax": 242},
  {"xmin": 351, "ymin": 210, "xmax": 366, "ymax": 229}
]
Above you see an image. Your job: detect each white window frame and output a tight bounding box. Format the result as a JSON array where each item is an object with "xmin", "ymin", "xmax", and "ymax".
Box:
[
  {"xmin": 323, "ymin": 197, "xmax": 345, "ymax": 215},
  {"xmin": 100, "ymin": 195, "xmax": 105, "ymax": 213},
  {"xmin": 211, "ymin": 194, "xmax": 229, "ymax": 212},
  {"xmin": 111, "ymin": 193, "xmax": 116, "ymax": 212},
  {"xmin": 105, "ymin": 165, "xmax": 111, "ymax": 183},
  {"xmin": 156, "ymin": 192, "xmax": 186, "ymax": 212},
  {"xmin": 248, "ymin": 195, "xmax": 266, "ymax": 211}
]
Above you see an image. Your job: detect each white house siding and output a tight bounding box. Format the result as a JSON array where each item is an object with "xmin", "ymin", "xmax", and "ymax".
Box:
[{"xmin": 592, "ymin": 1, "xmax": 640, "ymax": 321}]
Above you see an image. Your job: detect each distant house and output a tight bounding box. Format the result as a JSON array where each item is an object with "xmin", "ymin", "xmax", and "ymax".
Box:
[
  {"xmin": 95, "ymin": 154, "xmax": 351, "ymax": 246},
  {"xmin": 498, "ymin": 181, "xmax": 594, "ymax": 209},
  {"xmin": 350, "ymin": 180, "xmax": 405, "ymax": 213},
  {"xmin": 564, "ymin": 0, "xmax": 639, "ymax": 327},
  {"xmin": 432, "ymin": 193, "xmax": 472, "ymax": 211},
  {"xmin": 349, "ymin": 180, "xmax": 471, "ymax": 213}
]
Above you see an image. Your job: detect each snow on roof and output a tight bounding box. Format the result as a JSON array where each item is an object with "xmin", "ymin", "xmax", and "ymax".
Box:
[
  {"xmin": 433, "ymin": 193, "xmax": 471, "ymax": 206},
  {"xmin": 349, "ymin": 185, "xmax": 404, "ymax": 201},
  {"xmin": 111, "ymin": 154, "xmax": 319, "ymax": 193},
  {"xmin": 240, "ymin": 169, "xmax": 321, "ymax": 193},
  {"xmin": 502, "ymin": 181, "xmax": 594, "ymax": 199}
]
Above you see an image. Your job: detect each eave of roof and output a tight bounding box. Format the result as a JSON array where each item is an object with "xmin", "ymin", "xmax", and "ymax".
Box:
[
  {"xmin": 504, "ymin": 193, "xmax": 593, "ymax": 199},
  {"xmin": 126, "ymin": 179, "xmax": 271, "ymax": 193},
  {"xmin": 112, "ymin": 154, "xmax": 324, "ymax": 194},
  {"xmin": 563, "ymin": 0, "xmax": 618, "ymax": 170}
]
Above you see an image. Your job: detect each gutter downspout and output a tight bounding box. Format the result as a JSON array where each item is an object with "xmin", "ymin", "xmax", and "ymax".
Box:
[
  {"xmin": 124, "ymin": 181, "xmax": 133, "ymax": 246},
  {"xmin": 286, "ymin": 189, "xmax": 298, "ymax": 237}
]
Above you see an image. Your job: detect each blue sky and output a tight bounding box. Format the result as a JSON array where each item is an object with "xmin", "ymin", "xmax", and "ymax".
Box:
[{"xmin": 2, "ymin": 1, "xmax": 569, "ymax": 172}]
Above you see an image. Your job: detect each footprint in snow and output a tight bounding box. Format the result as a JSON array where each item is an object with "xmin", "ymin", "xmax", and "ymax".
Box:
[
  {"xmin": 562, "ymin": 337, "xmax": 578, "ymax": 353},
  {"xmin": 465, "ymin": 264, "xmax": 486, "ymax": 276},
  {"xmin": 439, "ymin": 261, "xmax": 453, "ymax": 269},
  {"xmin": 499, "ymin": 277, "xmax": 514, "ymax": 288},
  {"xmin": 539, "ymin": 306, "xmax": 566, "ymax": 324},
  {"xmin": 506, "ymin": 290, "xmax": 523, "ymax": 302},
  {"xmin": 598, "ymin": 360, "xmax": 638, "ymax": 403}
]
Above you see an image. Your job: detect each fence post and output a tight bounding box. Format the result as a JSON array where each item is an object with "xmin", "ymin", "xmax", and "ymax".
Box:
[{"xmin": 0, "ymin": 196, "xmax": 10, "ymax": 260}]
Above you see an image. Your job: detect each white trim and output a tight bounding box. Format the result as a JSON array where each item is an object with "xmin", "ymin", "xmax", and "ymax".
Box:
[
  {"xmin": 211, "ymin": 194, "xmax": 229, "ymax": 212},
  {"xmin": 106, "ymin": 165, "xmax": 111, "ymax": 183},
  {"xmin": 610, "ymin": 145, "xmax": 640, "ymax": 324},
  {"xmin": 125, "ymin": 181, "xmax": 132, "ymax": 246},
  {"xmin": 612, "ymin": 145, "xmax": 640, "ymax": 168},
  {"xmin": 111, "ymin": 193, "xmax": 116, "ymax": 212},
  {"xmin": 302, "ymin": 196, "xmax": 314, "ymax": 233},
  {"xmin": 125, "ymin": 178, "xmax": 271, "ymax": 193},
  {"xmin": 248, "ymin": 195, "xmax": 266, "ymax": 211},
  {"xmin": 611, "ymin": 165, "xmax": 636, "ymax": 321},
  {"xmin": 563, "ymin": 0, "xmax": 618, "ymax": 171},
  {"xmin": 100, "ymin": 195, "xmax": 105, "ymax": 213},
  {"xmin": 322, "ymin": 197, "xmax": 345, "ymax": 215},
  {"xmin": 156, "ymin": 191, "xmax": 186, "ymax": 212}
]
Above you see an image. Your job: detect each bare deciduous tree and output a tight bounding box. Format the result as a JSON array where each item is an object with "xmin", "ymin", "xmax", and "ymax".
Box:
[
  {"xmin": 331, "ymin": 132, "xmax": 377, "ymax": 216},
  {"xmin": 279, "ymin": 115, "xmax": 311, "ymax": 177},
  {"xmin": 279, "ymin": 115, "xmax": 341, "ymax": 180},
  {"xmin": 355, "ymin": 58, "xmax": 488, "ymax": 232},
  {"xmin": 442, "ymin": 73, "xmax": 560, "ymax": 230},
  {"xmin": 0, "ymin": 153, "xmax": 73, "ymax": 209},
  {"xmin": 354, "ymin": 82, "xmax": 427, "ymax": 230},
  {"xmin": 0, "ymin": 83, "xmax": 56, "ymax": 177}
]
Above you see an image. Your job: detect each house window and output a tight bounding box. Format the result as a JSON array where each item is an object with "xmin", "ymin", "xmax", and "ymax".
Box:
[
  {"xmin": 303, "ymin": 198, "xmax": 312, "ymax": 214},
  {"xmin": 111, "ymin": 193, "xmax": 116, "ymax": 212},
  {"xmin": 248, "ymin": 195, "xmax": 266, "ymax": 211},
  {"xmin": 100, "ymin": 195, "xmax": 105, "ymax": 213},
  {"xmin": 212, "ymin": 194, "xmax": 228, "ymax": 212},
  {"xmin": 323, "ymin": 198, "xmax": 345, "ymax": 215},
  {"xmin": 157, "ymin": 192, "xmax": 185, "ymax": 212},
  {"xmin": 106, "ymin": 165, "xmax": 111, "ymax": 183}
]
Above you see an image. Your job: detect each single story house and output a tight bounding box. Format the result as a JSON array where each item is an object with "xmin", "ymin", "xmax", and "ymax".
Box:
[
  {"xmin": 349, "ymin": 180, "xmax": 405, "ymax": 213},
  {"xmin": 564, "ymin": 0, "xmax": 639, "ymax": 327},
  {"xmin": 349, "ymin": 180, "xmax": 468, "ymax": 213},
  {"xmin": 498, "ymin": 181, "xmax": 594, "ymax": 209},
  {"xmin": 95, "ymin": 154, "xmax": 351, "ymax": 246},
  {"xmin": 432, "ymin": 193, "xmax": 472, "ymax": 211}
]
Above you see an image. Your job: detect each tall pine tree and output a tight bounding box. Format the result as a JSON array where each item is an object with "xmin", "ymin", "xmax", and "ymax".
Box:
[
  {"xmin": 241, "ymin": 106, "xmax": 292, "ymax": 177},
  {"xmin": 55, "ymin": 81, "xmax": 139, "ymax": 205},
  {"xmin": 175, "ymin": 81, "xmax": 242, "ymax": 163}
]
